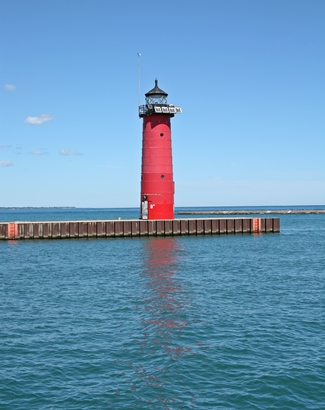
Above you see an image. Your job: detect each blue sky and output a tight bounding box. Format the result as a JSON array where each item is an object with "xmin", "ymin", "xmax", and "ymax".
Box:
[{"xmin": 1, "ymin": 0, "xmax": 324, "ymax": 207}]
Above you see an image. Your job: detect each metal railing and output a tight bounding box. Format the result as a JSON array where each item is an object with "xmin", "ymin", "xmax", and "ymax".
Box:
[{"xmin": 139, "ymin": 104, "xmax": 182, "ymax": 117}]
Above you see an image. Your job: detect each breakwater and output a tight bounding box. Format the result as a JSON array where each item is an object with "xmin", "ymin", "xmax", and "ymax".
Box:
[
  {"xmin": 178, "ymin": 210, "xmax": 325, "ymax": 215},
  {"xmin": 0, "ymin": 217, "xmax": 279, "ymax": 240}
]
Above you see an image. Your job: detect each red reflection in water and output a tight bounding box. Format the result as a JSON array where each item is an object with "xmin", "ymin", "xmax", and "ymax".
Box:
[{"xmin": 141, "ymin": 237, "xmax": 191, "ymax": 360}]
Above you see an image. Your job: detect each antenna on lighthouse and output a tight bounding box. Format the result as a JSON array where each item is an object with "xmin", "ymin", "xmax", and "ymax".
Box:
[{"xmin": 137, "ymin": 53, "xmax": 141, "ymax": 107}]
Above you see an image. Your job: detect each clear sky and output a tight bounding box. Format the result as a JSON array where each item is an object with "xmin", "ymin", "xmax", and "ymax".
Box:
[{"xmin": 1, "ymin": 0, "xmax": 324, "ymax": 207}]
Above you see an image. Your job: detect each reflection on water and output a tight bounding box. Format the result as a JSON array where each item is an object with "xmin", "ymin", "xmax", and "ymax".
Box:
[
  {"xmin": 141, "ymin": 237, "xmax": 190, "ymax": 360},
  {"xmin": 129, "ymin": 236, "xmax": 196, "ymax": 407}
]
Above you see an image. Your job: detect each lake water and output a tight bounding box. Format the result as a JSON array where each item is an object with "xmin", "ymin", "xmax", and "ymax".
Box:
[{"xmin": 1, "ymin": 207, "xmax": 324, "ymax": 409}]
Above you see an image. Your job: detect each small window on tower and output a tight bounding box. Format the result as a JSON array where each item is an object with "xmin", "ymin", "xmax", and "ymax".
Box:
[
  {"xmin": 160, "ymin": 133, "xmax": 164, "ymax": 137},
  {"xmin": 161, "ymin": 175, "xmax": 165, "ymax": 178}
]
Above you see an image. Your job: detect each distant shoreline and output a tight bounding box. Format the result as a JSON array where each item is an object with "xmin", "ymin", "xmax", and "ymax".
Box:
[
  {"xmin": 1, "ymin": 207, "xmax": 324, "ymax": 215},
  {"xmin": 178, "ymin": 210, "xmax": 325, "ymax": 215},
  {"xmin": 0, "ymin": 207, "xmax": 76, "ymax": 210}
]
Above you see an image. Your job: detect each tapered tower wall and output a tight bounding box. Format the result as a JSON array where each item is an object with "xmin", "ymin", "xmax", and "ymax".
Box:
[{"xmin": 141, "ymin": 115, "xmax": 174, "ymax": 220}]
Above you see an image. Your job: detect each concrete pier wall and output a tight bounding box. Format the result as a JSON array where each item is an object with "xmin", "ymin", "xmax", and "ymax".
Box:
[
  {"xmin": 178, "ymin": 210, "xmax": 325, "ymax": 215},
  {"xmin": 0, "ymin": 218, "xmax": 280, "ymax": 240}
]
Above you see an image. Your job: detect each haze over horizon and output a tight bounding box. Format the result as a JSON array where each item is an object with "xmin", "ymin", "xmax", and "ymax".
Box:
[{"xmin": 1, "ymin": 0, "xmax": 324, "ymax": 208}]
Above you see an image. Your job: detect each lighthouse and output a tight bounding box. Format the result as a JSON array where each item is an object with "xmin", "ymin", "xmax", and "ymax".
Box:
[{"xmin": 139, "ymin": 80, "xmax": 182, "ymax": 220}]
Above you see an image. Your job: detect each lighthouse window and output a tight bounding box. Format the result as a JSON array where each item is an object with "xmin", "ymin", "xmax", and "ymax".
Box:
[
  {"xmin": 146, "ymin": 95, "xmax": 167, "ymax": 105},
  {"xmin": 161, "ymin": 175, "xmax": 165, "ymax": 178},
  {"xmin": 160, "ymin": 133, "xmax": 164, "ymax": 137}
]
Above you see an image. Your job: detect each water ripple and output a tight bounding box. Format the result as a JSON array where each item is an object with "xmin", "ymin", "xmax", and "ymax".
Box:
[{"xmin": 1, "ymin": 214, "xmax": 325, "ymax": 408}]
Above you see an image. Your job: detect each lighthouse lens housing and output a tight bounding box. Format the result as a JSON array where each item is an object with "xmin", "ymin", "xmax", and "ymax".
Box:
[{"xmin": 146, "ymin": 95, "xmax": 167, "ymax": 105}]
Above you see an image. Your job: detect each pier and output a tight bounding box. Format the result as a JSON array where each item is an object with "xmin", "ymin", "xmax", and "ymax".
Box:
[
  {"xmin": 0, "ymin": 217, "xmax": 280, "ymax": 240},
  {"xmin": 178, "ymin": 210, "xmax": 325, "ymax": 215}
]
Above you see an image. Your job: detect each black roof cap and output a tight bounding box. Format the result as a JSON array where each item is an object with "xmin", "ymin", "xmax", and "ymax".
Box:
[{"xmin": 145, "ymin": 79, "xmax": 168, "ymax": 97}]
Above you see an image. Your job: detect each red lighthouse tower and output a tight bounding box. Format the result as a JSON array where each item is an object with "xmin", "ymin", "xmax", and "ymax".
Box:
[{"xmin": 139, "ymin": 80, "xmax": 182, "ymax": 220}]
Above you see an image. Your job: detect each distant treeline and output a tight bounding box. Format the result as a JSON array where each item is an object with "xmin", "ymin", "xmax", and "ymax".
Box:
[{"xmin": 0, "ymin": 207, "xmax": 76, "ymax": 210}]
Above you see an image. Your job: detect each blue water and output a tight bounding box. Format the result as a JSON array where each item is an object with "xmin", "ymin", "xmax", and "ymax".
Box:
[
  {"xmin": 0, "ymin": 205, "xmax": 324, "ymax": 222},
  {"xmin": 1, "ymin": 208, "xmax": 325, "ymax": 409}
]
